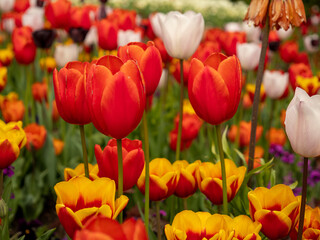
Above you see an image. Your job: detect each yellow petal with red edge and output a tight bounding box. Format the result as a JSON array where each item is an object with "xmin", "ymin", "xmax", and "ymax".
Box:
[
  {"xmin": 147, "ymin": 174, "xmax": 168, "ymax": 201},
  {"xmin": 254, "ymin": 209, "xmax": 291, "ymax": 239},
  {"xmin": 231, "ymin": 215, "xmax": 261, "ymax": 240},
  {"xmin": 113, "ymin": 195, "xmax": 129, "ymax": 219},
  {"xmin": 281, "ymin": 200, "xmax": 300, "ymax": 225},
  {"xmin": 303, "ymin": 228, "xmax": 320, "ymax": 239},
  {"xmin": 171, "ymin": 210, "xmax": 202, "ymax": 239},
  {"xmin": 242, "ymin": 233, "xmax": 261, "ymax": 240},
  {"xmin": 56, "ymin": 204, "xmax": 83, "ymax": 238},
  {"xmin": 54, "ymin": 178, "xmax": 81, "ymax": 208},
  {"xmin": 96, "ymin": 204, "xmax": 113, "ymax": 219},
  {"xmin": 164, "ymin": 224, "xmax": 187, "ymax": 240},
  {"xmin": 150, "ymin": 158, "xmax": 174, "ymax": 177},
  {"xmin": 248, "ymin": 191, "xmax": 263, "ymax": 220},
  {"xmin": 75, "ymin": 207, "xmax": 99, "ymax": 224}
]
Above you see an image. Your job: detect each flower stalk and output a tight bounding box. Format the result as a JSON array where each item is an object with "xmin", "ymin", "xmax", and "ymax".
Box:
[
  {"xmin": 117, "ymin": 138, "xmax": 123, "ymax": 223},
  {"xmin": 297, "ymin": 157, "xmax": 308, "ymax": 240},
  {"xmin": 79, "ymin": 125, "xmax": 89, "ymax": 179},
  {"xmin": 175, "ymin": 59, "xmax": 184, "ymax": 161}
]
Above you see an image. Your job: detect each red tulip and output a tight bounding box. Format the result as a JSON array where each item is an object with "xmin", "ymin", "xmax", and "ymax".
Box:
[
  {"xmin": 288, "ymin": 63, "xmax": 313, "ymax": 89},
  {"xmin": 12, "ymin": 26, "xmax": 36, "ymax": 65},
  {"xmin": 188, "ymin": 52, "xmax": 242, "ymax": 125},
  {"xmin": 97, "ymin": 19, "xmax": 118, "ymax": 50},
  {"xmin": 192, "ymin": 41, "xmax": 221, "ymax": 62},
  {"xmin": 279, "ymin": 40, "xmax": 299, "ymax": 63},
  {"xmin": 53, "ymin": 61, "xmax": 91, "ymax": 125},
  {"xmin": 108, "ymin": 9, "xmax": 136, "ymax": 30},
  {"xmin": 45, "ymin": 0, "xmax": 71, "ymax": 29},
  {"xmin": 118, "ymin": 41, "xmax": 162, "ymax": 96},
  {"xmin": 95, "ymin": 138, "xmax": 144, "ymax": 191},
  {"xmin": 86, "ymin": 55, "xmax": 145, "ymax": 139}
]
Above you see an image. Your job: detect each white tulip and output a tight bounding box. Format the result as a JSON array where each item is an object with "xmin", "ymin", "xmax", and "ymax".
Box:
[
  {"xmin": 84, "ymin": 26, "xmax": 98, "ymax": 47},
  {"xmin": 224, "ymin": 22, "xmax": 242, "ymax": 32},
  {"xmin": 0, "ymin": 0, "xmax": 14, "ymax": 13},
  {"xmin": 117, "ymin": 29, "xmax": 142, "ymax": 47},
  {"xmin": 157, "ymin": 69, "xmax": 168, "ymax": 90},
  {"xmin": 150, "ymin": 12, "xmax": 166, "ymax": 38},
  {"xmin": 303, "ymin": 34, "xmax": 319, "ymax": 53},
  {"xmin": 263, "ymin": 70, "xmax": 289, "ymax": 99},
  {"xmin": 158, "ymin": 11, "xmax": 204, "ymax": 60},
  {"xmin": 2, "ymin": 18, "xmax": 15, "ymax": 33},
  {"xmin": 277, "ymin": 26, "xmax": 293, "ymax": 40},
  {"xmin": 285, "ymin": 88, "xmax": 320, "ymax": 158},
  {"xmin": 54, "ymin": 44, "xmax": 80, "ymax": 68},
  {"xmin": 242, "ymin": 22, "xmax": 261, "ymax": 43},
  {"xmin": 22, "ymin": 7, "xmax": 44, "ymax": 32},
  {"xmin": 236, "ymin": 42, "xmax": 261, "ymax": 70},
  {"xmin": 311, "ymin": 14, "xmax": 320, "ymax": 26}
]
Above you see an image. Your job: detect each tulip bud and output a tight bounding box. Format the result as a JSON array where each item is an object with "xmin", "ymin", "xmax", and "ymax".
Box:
[{"xmin": 0, "ymin": 199, "xmax": 8, "ymax": 218}]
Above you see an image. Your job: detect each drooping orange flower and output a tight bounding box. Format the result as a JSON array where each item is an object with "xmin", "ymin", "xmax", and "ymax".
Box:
[
  {"xmin": 197, "ymin": 159, "xmax": 246, "ymax": 205},
  {"xmin": 244, "ymin": 0, "xmax": 269, "ymax": 26},
  {"xmin": 24, "ymin": 123, "xmax": 47, "ymax": 150},
  {"xmin": 64, "ymin": 163, "xmax": 99, "ymax": 181},
  {"xmin": 95, "ymin": 138, "xmax": 144, "ymax": 191},
  {"xmin": 32, "ymin": 82, "xmax": 48, "ymax": 103},
  {"xmin": 173, "ymin": 160, "xmax": 200, "ymax": 198},
  {"xmin": 118, "ymin": 41, "xmax": 162, "ymax": 96},
  {"xmin": 54, "ymin": 176, "xmax": 129, "ymax": 238},
  {"xmin": 228, "ymin": 121, "xmax": 263, "ymax": 147},
  {"xmin": 137, "ymin": 158, "xmax": 179, "ymax": 201},
  {"xmin": 0, "ymin": 120, "xmax": 26, "ymax": 169},
  {"xmin": 248, "ymin": 184, "xmax": 301, "ymax": 240},
  {"xmin": 267, "ymin": 128, "xmax": 286, "ymax": 146},
  {"xmin": 188, "ymin": 52, "xmax": 242, "ymax": 125}
]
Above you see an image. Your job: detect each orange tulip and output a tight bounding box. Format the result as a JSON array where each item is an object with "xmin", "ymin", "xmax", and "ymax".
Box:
[
  {"xmin": 54, "ymin": 176, "xmax": 128, "ymax": 238},
  {"xmin": 266, "ymin": 128, "xmax": 286, "ymax": 146},
  {"xmin": 13, "ymin": 0, "xmax": 30, "ymax": 13},
  {"xmin": 173, "ymin": 160, "xmax": 200, "ymax": 198},
  {"xmin": 85, "ymin": 55, "xmax": 145, "ymax": 139},
  {"xmin": 122, "ymin": 218, "xmax": 148, "ymax": 240},
  {"xmin": 12, "ymin": 26, "xmax": 36, "ymax": 65},
  {"xmin": 248, "ymin": 184, "xmax": 301, "ymax": 240},
  {"xmin": 118, "ymin": 41, "xmax": 162, "ymax": 96},
  {"xmin": 0, "ymin": 120, "xmax": 26, "ymax": 169},
  {"xmin": 24, "ymin": 123, "xmax": 47, "ymax": 150},
  {"xmin": 0, "ymin": 93, "xmax": 25, "ymax": 122},
  {"xmin": 95, "ymin": 138, "xmax": 144, "ymax": 191},
  {"xmin": 97, "ymin": 19, "xmax": 118, "ymax": 51},
  {"xmin": 137, "ymin": 158, "xmax": 179, "ymax": 201},
  {"xmin": 32, "ymin": 82, "xmax": 47, "ymax": 103},
  {"xmin": 244, "ymin": 146, "xmax": 264, "ymax": 169},
  {"xmin": 188, "ymin": 52, "xmax": 242, "ymax": 125},
  {"xmin": 290, "ymin": 205, "xmax": 320, "ymax": 240},
  {"xmin": 108, "ymin": 9, "xmax": 136, "ymax": 30},
  {"xmin": 64, "ymin": 163, "xmax": 99, "ymax": 181},
  {"xmin": 220, "ymin": 31, "xmax": 246, "ymax": 56},
  {"xmin": 53, "ymin": 61, "xmax": 91, "ymax": 125},
  {"xmin": 52, "ymin": 138, "xmax": 64, "ymax": 156},
  {"xmin": 197, "ymin": 159, "xmax": 246, "ymax": 205},
  {"xmin": 45, "ymin": 0, "xmax": 71, "ymax": 29},
  {"xmin": 228, "ymin": 121, "xmax": 263, "ymax": 147}
]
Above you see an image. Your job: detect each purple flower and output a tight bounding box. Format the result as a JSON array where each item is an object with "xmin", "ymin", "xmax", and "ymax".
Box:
[
  {"xmin": 308, "ymin": 170, "xmax": 320, "ymax": 186},
  {"xmin": 293, "ymin": 187, "xmax": 302, "ymax": 196},
  {"xmin": 269, "ymin": 144, "xmax": 285, "ymax": 158},
  {"xmin": 281, "ymin": 152, "xmax": 295, "ymax": 164},
  {"xmin": 159, "ymin": 210, "xmax": 167, "ymax": 217},
  {"xmin": 3, "ymin": 165, "xmax": 14, "ymax": 177}
]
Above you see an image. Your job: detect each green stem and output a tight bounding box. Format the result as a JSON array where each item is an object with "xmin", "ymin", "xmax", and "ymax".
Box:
[
  {"xmin": 117, "ymin": 138, "xmax": 123, "ymax": 223},
  {"xmin": 156, "ymin": 201, "xmax": 161, "ymax": 240},
  {"xmin": 297, "ymin": 157, "xmax": 308, "ymax": 240},
  {"xmin": 24, "ymin": 66, "xmax": 30, "ymax": 125},
  {"xmin": 183, "ymin": 198, "xmax": 188, "ymax": 210},
  {"xmin": 215, "ymin": 124, "xmax": 228, "ymax": 214},
  {"xmin": 175, "ymin": 59, "xmax": 184, "ymax": 161},
  {"xmin": 142, "ymin": 111, "xmax": 150, "ymax": 236},
  {"xmin": 0, "ymin": 170, "xmax": 3, "ymax": 199},
  {"xmin": 79, "ymin": 125, "xmax": 89, "ymax": 179},
  {"xmin": 248, "ymin": 18, "xmax": 270, "ymax": 175}
]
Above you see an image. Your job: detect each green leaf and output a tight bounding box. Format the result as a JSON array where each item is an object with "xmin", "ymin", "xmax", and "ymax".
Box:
[
  {"xmin": 234, "ymin": 148, "xmax": 246, "ymax": 166},
  {"xmin": 244, "ymin": 158, "xmax": 274, "ymax": 185},
  {"xmin": 37, "ymin": 228, "xmax": 56, "ymax": 240},
  {"xmin": 221, "ymin": 126, "xmax": 233, "ymax": 159},
  {"xmin": 270, "ymin": 169, "xmax": 276, "ymax": 187},
  {"xmin": 289, "ymin": 181, "xmax": 298, "ymax": 190}
]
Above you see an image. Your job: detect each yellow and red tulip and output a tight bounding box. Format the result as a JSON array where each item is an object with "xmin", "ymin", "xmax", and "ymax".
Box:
[
  {"xmin": 198, "ymin": 159, "xmax": 246, "ymax": 205},
  {"xmin": 248, "ymin": 184, "xmax": 301, "ymax": 240},
  {"xmin": 137, "ymin": 158, "xmax": 179, "ymax": 201},
  {"xmin": 0, "ymin": 67, "xmax": 7, "ymax": 92},
  {"xmin": 54, "ymin": 176, "xmax": 129, "ymax": 238},
  {"xmin": 64, "ymin": 163, "xmax": 99, "ymax": 181},
  {"xmin": 0, "ymin": 120, "xmax": 26, "ymax": 169}
]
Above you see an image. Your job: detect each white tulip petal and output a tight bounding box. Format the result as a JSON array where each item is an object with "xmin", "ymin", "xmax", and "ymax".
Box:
[{"xmin": 263, "ymin": 70, "xmax": 289, "ymax": 99}]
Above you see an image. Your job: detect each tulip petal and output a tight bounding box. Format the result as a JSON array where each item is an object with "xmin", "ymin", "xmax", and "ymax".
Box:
[
  {"xmin": 56, "ymin": 204, "xmax": 83, "ymax": 238},
  {"xmin": 113, "ymin": 195, "xmax": 129, "ymax": 219},
  {"xmin": 204, "ymin": 53, "xmax": 227, "ymax": 70},
  {"xmin": 0, "ymin": 139, "xmax": 19, "ymax": 169}
]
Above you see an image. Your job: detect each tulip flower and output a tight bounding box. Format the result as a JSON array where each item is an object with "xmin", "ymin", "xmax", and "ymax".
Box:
[
  {"xmin": 0, "ymin": 48, "xmax": 14, "ymax": 66},
  {"xmin": 192, "ymin": 41, "xmax": 221, "ymax": 63},
  {"xmin": 158, "ymin": 11, "xmax": 205, "ymax": 60},
  {"xmin": 117, "ymin": 30, "xmax": 142, "ymax": 47},
  {"xmin": 74, "ymin": 216, "xmax": 147, "ymax": 240},
  {"xmin": 296, "ymin": 75, "xmax": 320, "ymax": 96},
  {"xmin": 54, "ymin": 176, "xmax": 129, "ymax": 238},
  {"xmin": 246, "ymin": 83, "xmax": 266, "ymax": 103},
  {"xmin": 279, "ymin": 41, "xmax": 300, "ymax": 63},
  {"xmin": 173, "ymin": 160, "xmax": 200, "ymax": 198},
  {"xmin": 303, "ymin": 34, "xmax": 319, "ymax": 53},
  {"xmin": 24, "ymin": 123, "xmax": 47, "ymax": 151},
  {"xmin": 12, "ymin": 26, "xmax": 36, "ymax": 65},
  {"xmin": 230, "ymin": 215, "xmax": 262, "ymax": 240},
  {"xmin": 188, "ymin": 52, "xmax": 242, "ymax": 125},
  {"xmin": 54, "ymin": 44, "xmax": 80, "ymax": 68},
  {"xmin": 95, "ymin": 138, "xmax": 144, "ymax": 191},
  {"xmin": 39, "ymin": 57, "xmax": 56, "ymax": 73},
  {"xmin": 248, "ymin": 184, "xmax": 301, "ymax": 239},
  {"xmin": 198, "ymin": 159, "xmax": 246, "ymax": 205},
  {"xmin": 220, "ymin": 31, "xmax": 246, "ymax": 56},
  {"xmin": 64, "ymin": 163, "xmax": 99, "ymax": 181},
  {"xmin": 290, "ymin": 205, "xmax": 320, "ymax": 240},
  {"xmin": 236, "ymin": 42, "xmax": 261, "ymax": 71},
  {"xmin": 118, "ymin": 41, "xmax": 162, "ymax": 96},
  {"xmin": 137, "ymin": 158, "xmax": 179, "ymax": 201},
  {"xmin": 153, "ymin": 38, "xmax": 172, "ymax": 64},
  {"xmin": 0, "ymin": 93, "xmax": 25, "ymax": 122},
  {"xmin": 288, "ymin": 63, "xmax": 313, "ymax": 90},
  {"xmin": 0, "ymin": 67, "xmax": 7, "ymax": 92},
  {"xmin": 52, "ymin": 138, "xmax": 64, "ymax": 156},
  {"xmin": 285, "ymin": 88, "xmax": 320, "ymax": 158},
  {"xmin": 277, "ymin": 26, "xmax": 294, "ymax": 40},
  {"xmin": 171, "ymin": 59, "xmax": 190, "ymax": 87},
  {"xmin": 53, "ymin": 61, "xmax": 91, "ymax": 125},
  {"xmin": 32, "ymin": 29, "xmax": 56, "ymax": 49},
  {"xmin": 263, "ymin": 70, "xmax": 289, "ymax": 99},
  {"xmin": 242, "ymin": 22, "xmax": 261, "ymax": 43},
  {"xmin": 0, "ymin": 0, "xmax": 14, "ymax": 13},
  {"xmin": 31, "ymin": 82, "xmax": 47, "ymax": 103},
  {"xmin": 108, "ymin": 9, "xmax": 136, "ymax": 30},
  {"xmin": 97, "ymin": 19, "xmax": 118, "ymax": 51},
  {"xmin": 149, "ymin": 12, "xmax": 166, "ymax": 38},
  {"xmin": 85, "ymin": 55, "xmax": 145, "ymax": 139},
  {"xmin": 22, "ymin": 7, "xmax": 44, "ymax": 32},
  {"xmin": 13, "ymin": 0, "xmax": 29, "ymax": 13},
  {"xmin": 0, "ymin": 120, "xmax": 26, "ymax": 169},
  {"xmin": 266, "ymin": 128, "xmax": 286, "ymax": 146},
  {"xmin": 44, "ymin": 0, "xmax": 71, "ymax": 29}
]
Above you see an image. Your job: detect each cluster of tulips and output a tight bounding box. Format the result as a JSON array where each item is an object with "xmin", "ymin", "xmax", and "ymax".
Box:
[{"xmin": 0, "ymin": 0, "xmax": 320, "ymax": 239}]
